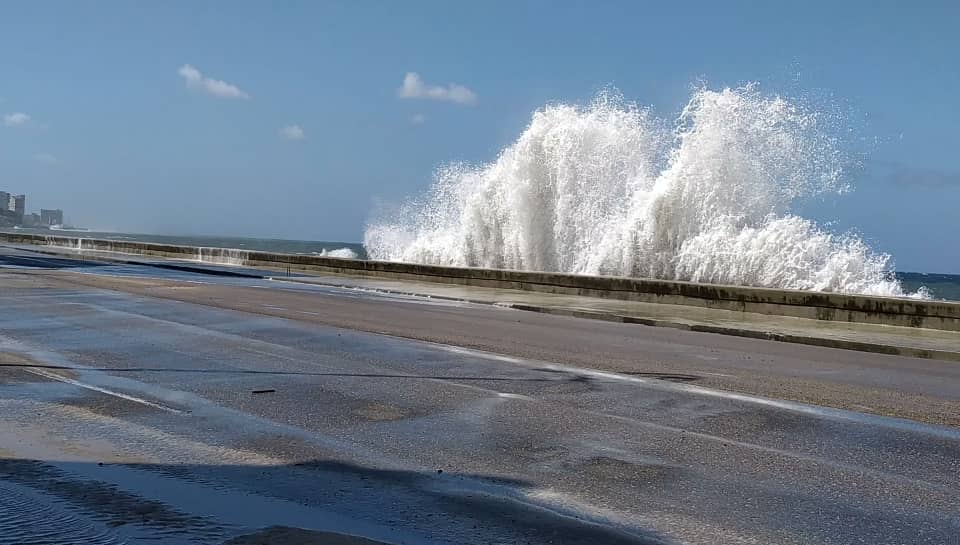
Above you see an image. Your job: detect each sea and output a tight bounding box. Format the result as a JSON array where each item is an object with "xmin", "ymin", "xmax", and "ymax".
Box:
[
  {"xmin": 6, "ymin": 228, "xmax": 959, "ymax": 302},
  {"xmin": 9, "ymin": 228, "xmax": 365, "ymax": 260},
  {"xmin": 897, "ymin": 273, "xmax": 960, "ymax": 302}
]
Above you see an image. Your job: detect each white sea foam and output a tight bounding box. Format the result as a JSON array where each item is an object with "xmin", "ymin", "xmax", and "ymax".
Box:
[
  {"xmin": 365, "ymin": 85, "xmax": 924, "ymax": 298},
  {"xmin": 314, "ymin": 248, "xmax": 359, "ymax": 259}
]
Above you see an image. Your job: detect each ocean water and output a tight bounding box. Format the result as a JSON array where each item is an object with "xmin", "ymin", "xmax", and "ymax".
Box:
[
  {"xmin": 898, "ymin": 273, "xmax": 960, "ymax": 303},
  {"xmin": 365, "ymin": 85, "xmax": 941, "ymax": 300},
  {"xmin": 8, "ymin": 228, "xmax": 366, "ymax": 259}
]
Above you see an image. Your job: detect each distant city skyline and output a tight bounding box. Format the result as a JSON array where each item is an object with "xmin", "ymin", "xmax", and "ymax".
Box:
[
  {"xmin": 0, "ymin": 187, "xmax": 65, "ymax": 228},
  {"xmin": 1, "ymin": 1, "xmax": 958, "ymax": 272}
]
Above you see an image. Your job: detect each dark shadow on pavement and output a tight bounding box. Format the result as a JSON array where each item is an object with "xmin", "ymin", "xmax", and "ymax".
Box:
[{"xmin": 0, "ymin": 254, "xmax": 106, "ymax": 270}]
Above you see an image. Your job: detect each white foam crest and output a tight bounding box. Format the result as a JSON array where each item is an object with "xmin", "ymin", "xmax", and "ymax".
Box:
[
  {"xmin": 365, "ymin": 85, "xmax": 923, "ymax": 298},
  {"xmin": 313, "ymin": 248, "xmax": 359, "ymax": 259}
]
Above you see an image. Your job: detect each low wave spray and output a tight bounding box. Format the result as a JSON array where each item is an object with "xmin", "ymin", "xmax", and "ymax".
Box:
[
  {"xmin": 314, "ymin": 247, "xmax": 359, "ymax": 259},
  {"xmin": 365, "ymin": 85, "xmax": 923, "ymax": 298}
]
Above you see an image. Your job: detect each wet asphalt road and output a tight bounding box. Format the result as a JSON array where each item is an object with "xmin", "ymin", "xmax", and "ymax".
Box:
[{"xmin": 0, "ymin": 248, "xmax": 959, "ymax": 545}]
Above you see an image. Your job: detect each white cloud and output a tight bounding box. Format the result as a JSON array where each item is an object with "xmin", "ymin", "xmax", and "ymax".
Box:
[
  {"xmin": 3, "ymin": 112, "xmax": 30, "ymax": 126},
  {"xmin": 33, "ymin": 153, "xmax": 58, "ymax": 164},
  {"xmin": 411, "ymin": 113, "xmax": 426, "ymax": 125},
  {"xmin": 178, "ymin": 64, "xmax": 250, "ymax": 99},
  {"xmin": 279, "ymin": 124, "xmax": 305, "ymax": 140},
  {"xmin": 397, "ymin": 72, "xmax": 477, "ymax": 105}
]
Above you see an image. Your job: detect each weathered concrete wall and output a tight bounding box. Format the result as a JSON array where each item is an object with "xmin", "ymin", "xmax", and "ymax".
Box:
[{"xmin": 5, "ymin": 232, "xmax": 960, "ymax": 332}]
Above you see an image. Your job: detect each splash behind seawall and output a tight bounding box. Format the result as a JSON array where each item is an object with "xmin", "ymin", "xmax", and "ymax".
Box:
[
  {"xmin": 313, "ymin": 247, "xmax": 359, "ymax": 259},
  {"xmin": 365, "ymin": 86, "xmax": 925, "ymax": 298},
  {"xmin": 196, "ymin": 247, "xmax": 250, "ymax": 267}
]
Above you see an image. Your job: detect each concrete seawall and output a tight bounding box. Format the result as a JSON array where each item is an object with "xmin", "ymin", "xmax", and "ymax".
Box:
[{"xmin": 4, "ymin": 232, "xmax": 960, "ymax": 332}]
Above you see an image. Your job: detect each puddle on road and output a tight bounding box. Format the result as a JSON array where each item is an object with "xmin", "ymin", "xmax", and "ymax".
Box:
[
  {"xmin": 0, "ymin": 476, "xmax": 390, "ymax": 545},
  {"xmin": 0, "ymin": 458, "xmax": 232, "ymax": 544},
  {"xmin": 226, "ymin": 526, "xmax": 390, "ymax": 545},
  {"xmin": 0, "ymin": 480, "xmax": 123, "ymax": 545}
]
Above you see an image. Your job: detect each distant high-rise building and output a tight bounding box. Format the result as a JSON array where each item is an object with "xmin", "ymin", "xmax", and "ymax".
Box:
[
  {"xmin": 0, "ymin": 191, "xmax": 29, "ymax": 224},
  {"xmin": 40, "ymin": 209, "xmax": 64, "ymax": 226},
  {"xmin": 0, "ymin": 191, "xmax": 16, "ymax": 223},
  {"xmin": 13, "ymin": 195, "xmax": 25, "ymax": 221}
]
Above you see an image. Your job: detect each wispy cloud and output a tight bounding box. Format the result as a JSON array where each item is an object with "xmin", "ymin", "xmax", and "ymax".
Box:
[
  {"xmin": 279, "ymin": 124, "xmax": 305, "ymax": 141},
  {"xmin": 397, "ymin": 72, "xmax": 477, "ymax": 105},
  {"xmin": 410, "ymin": 113, "xmax": 426, "ymax": 125},
  {"xmin": 878, "ymin": 161, "xmax": 960, "ymax": 187},
  {"xmin": 33, "ymin": 152, "xmax": 58, "ymax": 164},
  {"xmin": 3, "ymin": 112, "xmax": 30, "ymax": 127},
  {"xmin": 178, "ymin": 64, "xmax": 250, "ymax": 100}
]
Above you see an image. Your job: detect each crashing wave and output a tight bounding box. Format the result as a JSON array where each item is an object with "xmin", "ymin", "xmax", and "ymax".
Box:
[{"xmin": 365, "ymin": 85, "xmax": 922, "ymax": 298}]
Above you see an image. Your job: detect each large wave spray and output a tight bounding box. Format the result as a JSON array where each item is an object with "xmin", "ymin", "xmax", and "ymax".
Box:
[{"xmin": 365, "ymin": 86, "xmax": 920, "ymax": 297}]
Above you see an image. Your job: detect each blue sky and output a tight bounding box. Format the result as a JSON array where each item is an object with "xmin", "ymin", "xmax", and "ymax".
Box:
[{"xmin": 1, "ymin": 1, "xmax": 958, "ymax": 272}]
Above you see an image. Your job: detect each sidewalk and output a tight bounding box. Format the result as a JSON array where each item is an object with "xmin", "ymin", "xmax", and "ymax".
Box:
[{"xmin": 8, "ymin": 243, "xmax": 960, "ymax": 362}]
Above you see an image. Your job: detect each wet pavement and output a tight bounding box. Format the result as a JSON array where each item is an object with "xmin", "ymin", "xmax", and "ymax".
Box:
[
  {"xmin": 1, "ymin": 249, "xmax": 959, "ymax": 544},
  {"xmin": 7, "ymin": 241, "xmax": 959, "ymax": 362}
]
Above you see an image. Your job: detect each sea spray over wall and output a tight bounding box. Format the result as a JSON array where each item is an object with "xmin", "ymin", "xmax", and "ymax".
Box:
[
  {"xmin": 314, "ymin": 247, "xmax": 359, "ymax": 259},
  {"xmin": 365, "ymin": 85, "xmax": 921, "ymax": 297}
]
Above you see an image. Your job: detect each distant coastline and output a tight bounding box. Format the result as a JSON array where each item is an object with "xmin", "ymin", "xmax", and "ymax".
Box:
[
  {"xmin": 5, "ymin": 228, "xmax": 366, "ymax": 260},
  {"xmin": 15, "ymin": 225, "xmax": 90, "ymax": 233}
]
